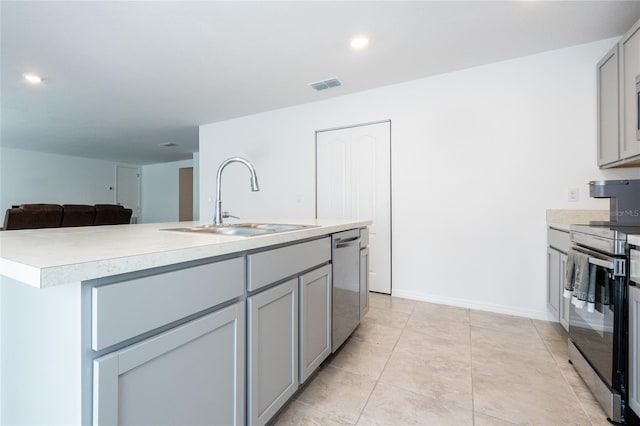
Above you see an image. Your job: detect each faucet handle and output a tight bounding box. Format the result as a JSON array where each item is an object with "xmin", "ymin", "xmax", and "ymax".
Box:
[{"xmin": 222, "ymin": 211, "xmax": 240, "ymax": 219}]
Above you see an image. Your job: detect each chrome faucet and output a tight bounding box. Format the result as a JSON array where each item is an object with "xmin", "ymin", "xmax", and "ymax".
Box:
[{"xmin": 214, "ymin": 157, "xmax": 260, "ymax": 225}]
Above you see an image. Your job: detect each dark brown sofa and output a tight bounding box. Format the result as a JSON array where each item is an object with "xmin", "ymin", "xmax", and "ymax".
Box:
[
  {"xmin": 2, "ymin": 204, "xmax": 132, "ymax": 230},
  {"xmin": 61, "ymin": 204, "xmax": 96, "ymax": 227},
  {"xmin": 94, "ymin": 204, "xmax": 133, "ymax": 226}
]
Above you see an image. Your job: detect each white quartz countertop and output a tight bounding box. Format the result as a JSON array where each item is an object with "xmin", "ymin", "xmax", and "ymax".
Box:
[{"xmin": 0, "ymin": 219, "xmax": 370, "ymax": 288}]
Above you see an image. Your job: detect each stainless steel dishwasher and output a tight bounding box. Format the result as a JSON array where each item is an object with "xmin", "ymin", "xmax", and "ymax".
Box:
[{"xmin": 331, "ymin": 229, "xmax": 361, "ymax": 352}]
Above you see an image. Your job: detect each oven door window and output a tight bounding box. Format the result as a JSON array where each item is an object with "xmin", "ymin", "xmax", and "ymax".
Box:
[{"xmin": 569, "ymin": 265, "xmax": 616, "ymax": 387}]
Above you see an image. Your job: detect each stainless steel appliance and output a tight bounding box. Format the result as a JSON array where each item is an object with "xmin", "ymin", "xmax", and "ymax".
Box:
[
  {"xmin": 630, "ymin": 244, "xmax": 640, "ymax": 426},
  {"xmin": 331, "ymin": 229, "xmax": 360, "ymax": 352},
  {"xmin": 632, "ymin": 246, "xmax": 640, "ymax": 285},
  {"xmin": 636, "ymin": 75, "xmax": 640, "ymax": 141},
  {"xmin": 590, "ymin": 180, "xmax": 640, "ymax": 226},
  {"xmin": 569, "ymin": 225, "xmax": 633, "ymax": 423}
]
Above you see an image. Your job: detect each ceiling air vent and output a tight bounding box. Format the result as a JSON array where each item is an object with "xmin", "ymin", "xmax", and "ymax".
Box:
[{"xmin": 309, "ymin": 78, "xmax": 341, "ymax": 91}]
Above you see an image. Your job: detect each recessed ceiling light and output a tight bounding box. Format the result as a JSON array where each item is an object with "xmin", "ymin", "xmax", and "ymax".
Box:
[
  {"xmin": 23, "ymin": 73, "xmax": 44, "ymax": 84},
  {"xmin": 350, "ymin": 36, "xmax": 369, "ymax": 50}
]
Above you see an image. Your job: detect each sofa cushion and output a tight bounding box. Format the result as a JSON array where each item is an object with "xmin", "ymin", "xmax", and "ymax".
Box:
[
  {"xmin": 94, "ymin": 204, "xmax": 133, "ymax": 225},
  {"xmin": 3, "ymin": 208, "xmax": 63, "ymax": 230},
  {"xmin": 61, "ymin": 204, "xmax": 96, "ymax": 227}
]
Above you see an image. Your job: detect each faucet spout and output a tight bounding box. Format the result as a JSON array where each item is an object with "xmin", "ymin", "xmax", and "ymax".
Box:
[{"xmin": 214, "ymin": 157, "xmax": 260, "ymax": 225}]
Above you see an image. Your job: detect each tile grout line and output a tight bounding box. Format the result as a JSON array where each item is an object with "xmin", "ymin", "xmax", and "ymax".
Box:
[
  {"xmin": 531, "ymin": 321, "xmax": 599, "ymax": 424},
  {"xmin": 353, "ymin": 301, "xmax": 411, "ymax": 425}
]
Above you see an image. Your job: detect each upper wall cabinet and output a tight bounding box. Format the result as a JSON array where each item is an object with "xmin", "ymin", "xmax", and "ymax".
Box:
[
  {"xmin": 599, "ymin": 18, "xmax": 640, "ymax": 168},
  {"xmin": 597, "ymin": 45, "xmax": 620, "ymax": 166},
  {"xmin": 620, "ymin": 20, "xmax": 640, "ymax": 160}
]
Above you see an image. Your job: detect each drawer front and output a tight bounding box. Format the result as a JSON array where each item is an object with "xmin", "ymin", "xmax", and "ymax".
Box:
[
  {"xmin": 360, "ymin": 227, "xmax": 369, "ymax": 248},
  {"xmin": 548, "ymin": 228, "xmax": 570, "ymax": 253},
  {"xmin": 247, "ymin": 237, "xmax": 330, "ymax": 292},
  {"xmin": 92, "ymin": 257, "xmax": 244, "ymax": 351}
]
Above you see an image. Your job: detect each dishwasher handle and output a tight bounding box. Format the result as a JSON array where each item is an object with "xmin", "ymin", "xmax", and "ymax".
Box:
[{"xmin": 335, "ymin": 236, "xmax": 360, "ymax": 249}]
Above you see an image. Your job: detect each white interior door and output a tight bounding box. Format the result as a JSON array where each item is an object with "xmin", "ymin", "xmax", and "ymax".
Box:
[
  {"xmin": 116, "ymin": 165, "xmax": 141, "ymax": 221},
  {"xmin": 316, "ymin": 121, "xmax": 391, "ymax": 294}
]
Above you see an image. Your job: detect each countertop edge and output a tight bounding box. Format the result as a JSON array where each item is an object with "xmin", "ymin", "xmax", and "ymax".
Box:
[{"xmin": 1, "ymin": 220, "xmax": 371, "ymax": 288}]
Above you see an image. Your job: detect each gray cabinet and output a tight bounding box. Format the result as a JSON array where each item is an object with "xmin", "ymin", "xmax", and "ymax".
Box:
[
  {"xmin": 599, "ymin": 18, "xmax": 640, "ymax": 168},
  {"xmin": 547, "ymin": 247, "xmax": 561, "ymax": 318},
  {"xmin": 597, "ymin": 45, "xmax": 620, "ymax": 167},
  {"xmin": 91, "ymin": 257, "xmax": 244, "ymax": 351},
  {"xmin": 629, "ymin": 285, "xmax": 640, "ymax": 415},
  {"xmin": 247, "ymin": 238, "xmax": 330, "ymax": 292},
  {"xmin": 620, "ymin": 20, "xmax": 640, "ymax": 160},
  {"xmin": 93, "ymin": 301, "xmax": 245, "ymax": 426},
  {"xmin": 245, "ymin": 236, "xmax": 334, "ymax": 424},
  {"xmin": 547, "ymin": 227, "xmax": 570, "ymax": 331},
  {"xmin": 247, "ymin": 279, "xmax": 298, "ymax": 426},
  {"xmin": 299, "ymin": 264, "xmax": 332, "ymax": 384}
]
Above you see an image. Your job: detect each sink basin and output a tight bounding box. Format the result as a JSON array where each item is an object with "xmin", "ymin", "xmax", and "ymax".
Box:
[
  {"xmin": 163, "ymin": 223, "xmax": 316, "ymax": 237},
  {"xmin": 210, "ymin": 227, "xmax": 272, "ymax": 236}
]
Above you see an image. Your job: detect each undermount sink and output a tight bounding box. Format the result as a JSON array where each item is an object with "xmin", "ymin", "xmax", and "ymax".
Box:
[{"xmin": 163, "ymin": 223, "xmax": 317, "ymax": 237}]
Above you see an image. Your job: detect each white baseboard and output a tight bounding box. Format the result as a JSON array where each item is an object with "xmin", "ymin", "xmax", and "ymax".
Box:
[{"xmin": 391, "ymin": 289, "xmax": 552, "ymax": 321}]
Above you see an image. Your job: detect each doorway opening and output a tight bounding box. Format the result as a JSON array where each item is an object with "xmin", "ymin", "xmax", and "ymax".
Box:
[{"xmin": 179, "ymin": 167, "xmax": 194, "ymax": 221}]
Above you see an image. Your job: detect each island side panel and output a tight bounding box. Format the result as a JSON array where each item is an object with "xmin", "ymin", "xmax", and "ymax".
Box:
[{"xmin": 1, "ymin": 275, "xmax": 83, "ymax": 425}]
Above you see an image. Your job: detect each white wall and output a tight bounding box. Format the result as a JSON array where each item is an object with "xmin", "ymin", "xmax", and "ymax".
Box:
[
  {"xmin": 141, "ymin": 159, "xmax": 195, "ymax": 223},
  {"xmin": 200, "ymin": 38, "xmax": 640, "ymax": 320},
  {"xmin": 0, "ymin": 146, "xmax": 200, "ymax": 226},
  {"xmin": 0, "ymin": 147, "xmax": 120, "ymax": 215}
]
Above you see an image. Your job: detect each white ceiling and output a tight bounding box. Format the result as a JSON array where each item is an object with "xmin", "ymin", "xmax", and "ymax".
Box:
[{"xmin": 2, "ymin": 1, "xmax": 640, "ymax": 165}]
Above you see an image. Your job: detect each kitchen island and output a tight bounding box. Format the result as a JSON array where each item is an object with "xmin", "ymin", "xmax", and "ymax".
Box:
[{"xmin": 0, "ymin": 219, "xmax": 370, "ymax": 425}]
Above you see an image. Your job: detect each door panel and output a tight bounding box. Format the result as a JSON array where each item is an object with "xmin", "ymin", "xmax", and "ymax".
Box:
[
  {"xmin": 179, "ymin": 167, "xmax": 194, "ymax": 221},
  {"xmin": 116, "ymin": 165, "xmax": 141, "ymax": 220},
  {"xmin": 299, "ymin": 264, "xmax": 331, "ymax": 383},
  {"xmin": 93, "ymin": 303, "xmax": 245, "ymax": 426},
  {"xmin": 316, "ymin": 121, "xmax": 391, "ymax": 294},
  {"xmin": 316, "ymin": 136, "xmax": 349, "ymax": 219},
  {"xmin": 247, "ymin": 279, "xmax": 298, "ymax": 426}
]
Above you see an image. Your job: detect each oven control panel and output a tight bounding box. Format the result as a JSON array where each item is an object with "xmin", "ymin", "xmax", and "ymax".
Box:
[{"xmin": 631, "ymin": 247, "xmax": 639, "ymax": 285}]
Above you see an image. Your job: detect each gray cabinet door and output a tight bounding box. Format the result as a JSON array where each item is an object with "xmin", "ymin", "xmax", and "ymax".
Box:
[
  {"xmin": 559, "ymin": 253, "xmax": 570, "ymax": 331},
  {"xmin": 248, "ymin": 279, "xmax": 298, "ymax": 426},
  {"xmin": 597, "ymin": 45, "xmax": 620, "ymax": 166},
  {"xmin": 360, "ymin": 247, "xmax": 370, "ymax": 319},
  {"xmin": 547, "ymin": 247, "xmax": 560, "ymax": 319},
  {"xmin": 629, "ymin": 286, "xmax": 640, "ymax": 415},
  {"xmin": 299, "ymin": 264, "xmax": 331, "ymax": 384},
  {"xmin": 620, "ymin": 20, "xmax": 640, "ymax": 159},
  {"xmin": 93, "ymin": 302, "xmax": 245, "ymax": 426}
]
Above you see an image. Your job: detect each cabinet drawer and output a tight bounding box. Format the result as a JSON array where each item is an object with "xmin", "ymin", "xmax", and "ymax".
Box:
[
  {"xmin": 92, "ymin": 257, "xmax": 244, "ymax": 351},
  {"xmin": 548, "ymin": 228, "xmax": 570, "ymax": 253},
  {"xmin": 247, "ymin": 237, "xmax": 330, "ymax": 292}
]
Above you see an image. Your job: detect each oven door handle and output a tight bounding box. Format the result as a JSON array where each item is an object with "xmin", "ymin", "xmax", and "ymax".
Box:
[{"xmin": 588, "ymin": 256, "xmax": 614, "ymax": 270}]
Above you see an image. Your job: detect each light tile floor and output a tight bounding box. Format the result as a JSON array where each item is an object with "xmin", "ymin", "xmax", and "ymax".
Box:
[{"xmin": 273, "ymin": 293, "xmax": 609, "ymax": 426}]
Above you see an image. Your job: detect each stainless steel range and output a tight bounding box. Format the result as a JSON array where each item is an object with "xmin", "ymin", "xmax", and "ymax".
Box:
[{"xmin": 568, "ymin": 224, "xmax": 633, "ymax": 423}]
